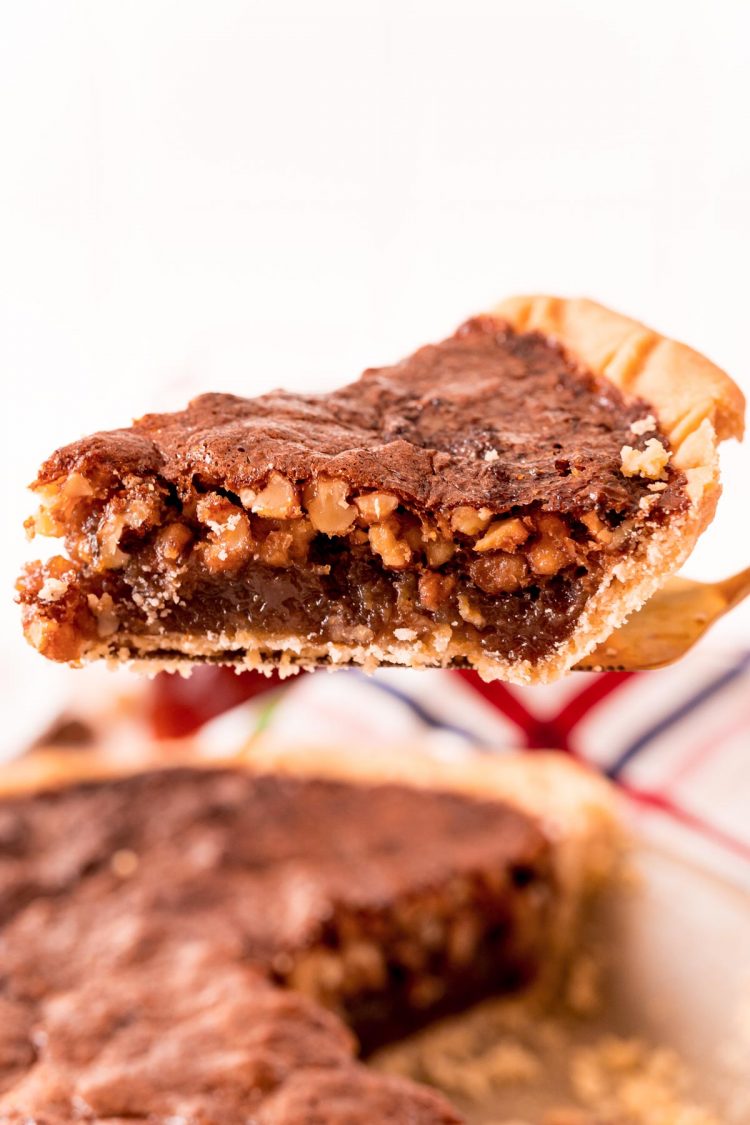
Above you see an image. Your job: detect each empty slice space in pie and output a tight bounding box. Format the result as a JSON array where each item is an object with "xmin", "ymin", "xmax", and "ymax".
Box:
[{"xmin": 18, "ymin": 296, "xmax": 744, "ymax": 682}]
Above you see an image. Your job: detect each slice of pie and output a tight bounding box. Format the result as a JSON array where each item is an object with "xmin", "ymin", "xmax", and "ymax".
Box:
[
  {"xmin": 18, "ymin": 296, "xmax": 744, "ymax": 682},
  {"xmin": 0, "ymin": 748, "xmax": 618, "ymax": 1124}
]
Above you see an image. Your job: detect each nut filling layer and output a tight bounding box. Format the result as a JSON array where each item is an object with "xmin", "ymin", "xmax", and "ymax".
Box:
[{"xmin": 17, "ymin": 317, "xmax": 688, "ymax": 671}]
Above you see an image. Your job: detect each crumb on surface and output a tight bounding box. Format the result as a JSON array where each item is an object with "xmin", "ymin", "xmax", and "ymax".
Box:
[
  {"xmin": 620, "ymin": 439, "xmax": 671, "ymax": 481},
  {"xmin": 373, "ymin": 994, "xmax": 723, "ymax": 1125},
  {"xmin": 630, "ymin": 415, "xmax": 657, "ymax": 437},
  {"xmin": 38, "ymin": 576, "xmax": 70, "ymax": 602},
  {"xmin": 569, "ymin": 1036, "xmax": 722, "ymax": 1125}
]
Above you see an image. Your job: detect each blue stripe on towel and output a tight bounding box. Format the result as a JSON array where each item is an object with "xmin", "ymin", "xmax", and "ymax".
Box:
[
  {"xmin": 351, "ymin": 672, "xmax": 484, "ymax": 746},
  {"xmin": 605, "ymin": 650, "xmax": 750, "ymax": 778}
]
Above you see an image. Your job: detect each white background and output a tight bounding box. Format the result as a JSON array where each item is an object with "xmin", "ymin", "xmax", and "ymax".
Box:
[{"xmin": 1, "ymin": 1, "xmax": 748, "ymax": 740}]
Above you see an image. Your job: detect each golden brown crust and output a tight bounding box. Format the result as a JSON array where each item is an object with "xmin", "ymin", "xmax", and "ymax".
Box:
[{"xmin": 495, "ymin": 296, "xmax": 745, "ymax": 446}]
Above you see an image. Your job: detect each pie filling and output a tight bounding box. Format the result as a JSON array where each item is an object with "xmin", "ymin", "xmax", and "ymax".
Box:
[
  {"xmin": 273, "ymin": 862, "xmax": 548, "ymax": 1055},
  {"xmin": 18, "ymin": 317, "xmax": 688, "ymax": 667},
  {"xmin": 20, "ymin": 485, "xmax": 669, "ymax": 665}
]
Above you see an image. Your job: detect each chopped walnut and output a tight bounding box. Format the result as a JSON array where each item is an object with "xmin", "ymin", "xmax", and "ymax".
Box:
[
  {"xmin": 354, "ymin": 491, "xmax": 400, "ymax": 523},
  {"xmin": 620, "ymin": 438, "xmax": 671, "ymax": 481},
  {"xmin": 304, "ymin": 477, "xmax": 357, "ymax": 535},
  {"xmin": 418, "ymin": 571, "xmax": 456, "ymax": 612},
  {"xmin": 527, "ymin": 538, "xmax": 574, "ymax": 576},
  {"xmin": 450, "ymin": 506, "xmax": 493, "ymax": 536},
  {"xmin": 155, "ymin": 522, "xmax": 194, "ymax": 563},
  {"xmin": 250, "ymin": 472, "xmax": 301, "ymax": 519},
  {"xmin": 474, "ymin": 517, "xmax": 529, "ymax": 553},
  {"xmin": 27, "ymin": 473, "xmax": 95, "ymax": 539},
  {"xmin": 526, "ymin": 514, "xmax": 577, "ymax": 575},
  {"xmin": 368, "ymin": 517, "xmax": 412, "ymax": 569},
  {"xmin": 580, "ymin": 511, "xmax": 613, "ymax": 545},
  {"xmin": 37, "ymin": 576, "xmax": 70, "ymax": 603},
  {"xmin": 630, "ymin": 413, "xmax": 656, "ymax": 436},
  {"xmin": 468, "ymin": 553, "xmax": 528, "ymax": 594},
  {"xmin": 87, "ymin": 592, "xmax": 119, "ymax": 638},
  {"xmin": 95, "ymin": 510, "xmax": 131, "ymax": 570},
  {"xmin": 456, "ymin": 592, "xmax": 486, "ymax": 628},
  {"xmin": 403, "ymin": 521, "xmax": 428, "ymax": 553},
  {"xmin": 425, "ymin": 536, "xmax": 456, "ymax": 567},
  {"xmin": 257, "ymin": 518, "xmax": 315, "ymax": 567},
  {"xmin": 196, "ymin": 494, "xmax": 254, "ymax": 574},
  {"xmin": 93, "ymin": 483, "xmax": 165, "ymax": 571}
]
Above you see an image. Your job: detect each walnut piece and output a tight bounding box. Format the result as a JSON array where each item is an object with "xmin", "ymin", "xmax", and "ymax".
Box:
[
  {"xmin": 368, "ymin": 517, "xmax": 412, "ymax": 569},
  {"xmin": 468, "ymin": 553, "xmax": 528, "ymax": 594},
  {"xmin": 354, "ymin": 491, "xmax": 399, "ymax": 523},
  {"xmin": 580, "ymin": 511, "xmax": 613, "ymax": 545},
  {"xmin": 457, "ymin": 592, "xmax": 486, "ymax": 629},
  {"xmin": 474, "ymin": 517, "xmax": 529, "ymax": 553},
  {"xmin": 620, "ymin": 438, "xmax": 671, "ymax": 481},
  {"xmin": 37, "ymin": 575, "xmax": 71, "ymax": 603},
  {"xmin": 425, "ymin": 536, "xmax": 456, "ymax": 567},
  {"xmin": 450, "ymin": 506, "xmax": 493, "ymax": 536},
  {"xmin": 630, "ymin": 413, "xmax": 656, "ymax": 436},
  {"xmin": 250, "ymin": 472, "xmax": 301, "ymax": 519},
  {"xmin": 418, "ymin": 571, "xmax": 456, "ymax": 612},
  {"xmin": 96, "ymin": 492, "xmax": 160, "ymax": 570},
  {"xmin": 27, "ymin": 473, "xmax": 95, "ymax": 539},
  {"xmin": 304, "ymin": 477, "xmax": 357, "ymax": 535},
  {"xmin": 196, "ymin": 494, "xmax": 254, "ymax": 574},
  {"xmin": 527, "ymin": 515, "xmax": 577, "ymax": 575},
  {"xmin": 256, "ymin": 518, "xmax": 315, "ymax": 567},
  {"xmin": 155, "ymin": 522, "xmax": 194, "ymax": 563}
]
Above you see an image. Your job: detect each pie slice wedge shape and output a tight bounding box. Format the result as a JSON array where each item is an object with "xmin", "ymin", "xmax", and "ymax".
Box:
[{"xmin": 18, "ymin": 296, "xmax": 744, "ymax": 683}]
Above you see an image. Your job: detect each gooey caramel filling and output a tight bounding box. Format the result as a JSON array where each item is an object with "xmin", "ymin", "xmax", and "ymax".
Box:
[{"xmin": 19, "ymin": 468, "xmax": 660, "ymax": 664}]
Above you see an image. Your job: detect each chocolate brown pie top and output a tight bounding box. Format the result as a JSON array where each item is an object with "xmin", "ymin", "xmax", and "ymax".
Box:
[{"xmin": 18, "ymin": 296, "xmax": 744, "ymax": 682}]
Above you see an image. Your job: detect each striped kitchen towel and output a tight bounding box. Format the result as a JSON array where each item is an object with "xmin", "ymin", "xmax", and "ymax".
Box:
[{"xmin": 171, "ymin": 647, "xmax": 750, "ymax": 888}]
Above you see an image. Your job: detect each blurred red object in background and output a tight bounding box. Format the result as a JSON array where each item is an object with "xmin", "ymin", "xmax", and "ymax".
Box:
[{"xmin": 147, "ymin": 667, "xmax": 284, "ymax": 738}]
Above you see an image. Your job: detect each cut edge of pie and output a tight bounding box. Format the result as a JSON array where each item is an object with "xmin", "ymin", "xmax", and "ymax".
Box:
[
  {"xmin": 242, "ymin": 742, "xmax": 623, "ymax": 987},
  {"xmin": 17, "ymin": 296, "xmax": 745, "ymax": 684}
]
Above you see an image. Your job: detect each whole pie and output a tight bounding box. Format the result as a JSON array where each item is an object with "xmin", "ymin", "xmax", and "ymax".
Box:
[
  {"xmin": 18, "ymin": 296, "xmax": 744, "ymax": 682},
  {"xmin": 0, "ymin": 748, "xmax": 618, "ymax": 1124}
]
